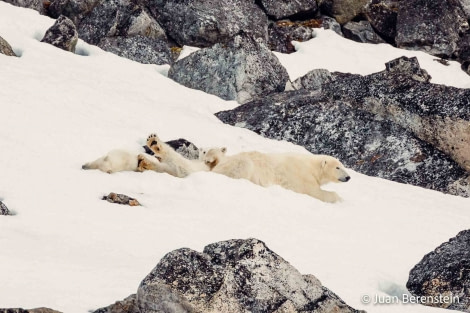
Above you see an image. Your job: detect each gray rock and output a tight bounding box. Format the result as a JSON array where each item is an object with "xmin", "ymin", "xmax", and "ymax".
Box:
[
  {"xmin": 98, "ymin": 36, "xmax": 172, "ymax": 65},
  {"xmin": 342, "ymin": 20, "xmax": 386, "ymax": 44},
  {"xmin": 456, "ymin": 34, "xmax": 470, "ymax": 76},
  {"xmin": 407, "ymin": 230, "xmax": 470, "ymax": 311},
  {"xmin": 148, "ymin": 0, "xmax": 268, "ymax": 47},
  {"xmin": 268, "ymin": 20, "xmax": 318, "ymax": 54},
  {"xmin": 0, "ymin": 36, "xmax": 17, "ymax": 57},
  {"xmin": 259, "ymin": 0, "xmax": 318, "ymax": 20},
  {"xmin": 0, "ymin": 309, "xmax": 62, "ymax": 313},
  {"xmin": 0, "ymin": 201, "xmax": 10, "ymax": 215},
  {"xmin": 41, "ymin": 15, "xmax": 78, "ymax": 53},
  {"xmin": 216, "ymin": 57, "xmax": 470, "ymax": 197},
  {"xmin": 102, "ymin": 193, "xmax": 141, "ymax": 206},
  {"xmin": 137, "ymin": 238, "xmax": 362, "ymax": 313},
  {"xmin": 291, "ymin": 68, "xmax": 334, "ymax": 90},
  {"xmin": 93, "ymin": 294, "xmax": 138, "ymax": 313},
  {"xmin": 320, "ymin": 16, "xmax": 343, "ymax": 36},
  {"xmin": 396, "ymin": 0, "xmax": 469, "ymax": 58},
  {"xmin": 2, "ymin": 0, "xmax": 47, "ymax": 14},
  {"xmin": 317, "ymin": 0, "xmax": 369, "ymax": 24},
  {"xmin": 47, "ymin": 0, "xmax": 99, "ymax": 27},
  {"xmin": 165, "ymin": 139, "xmax": 200, "ymax": 160},
  {"xmin": 168, "ymin": 33, "xmax": 289, "ymax": 104},
  {"xmin": 364, "ymin": 0, "xmax": 398, "ymax": 42},
  {"xmin": 459, "ymin": 0, "xmax": 470, "ymax": 19}
]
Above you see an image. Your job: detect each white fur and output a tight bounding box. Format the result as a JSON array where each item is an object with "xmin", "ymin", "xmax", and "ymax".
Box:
[{"xmin": 82, "ymin": 149, "xmax": 138, "ymax": 174}]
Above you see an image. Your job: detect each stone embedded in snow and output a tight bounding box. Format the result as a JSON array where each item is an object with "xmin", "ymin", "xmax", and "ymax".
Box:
[
  {"xmin": 102, "ymin": 193, "xmax": 141, "ymax": 206},
  {"xmin": 320, "ymin": 16, "xmax": 343, "ymax": 36},
  {"xmin": 0, "ymin": 309, "xmax": 62, "ymax": 313},
  {"xmin": 168, "ymin": 33, "xmax": 289, "ymax": 104},
  {"xmin": 164, "ymin": 138, "xmax": 200, "ymax": 160},
  {"xmin": 41, "ymin": 15, "xmax": 78, "ymax": 53},
  {"xmin": 0, "ymin": 200, "xmax": 10, "ymax": 215},
  {"xmin": 268, "ymin": 20, "xmax": 318, "ymax": 53},
  {"xmin": 318, "ymin": 0, "xmax": 369, "ymax": 24},
  {"xmin": 259, "ymin": 0, "xmax": 318, "ymax": 20},
  {"xmin": 216, "ymin": 57, "xmax": 470, "ymax": 197},
  {"xmin": 148, "ymin": 0, "xmax": 268, "ymax": 47},
  {"xmin": 0, "ymin": 36, "xmax": 17, "ymax": 57},
  {"xmin": 407, "ymin": 229, "xmax": 470, "ymax": 312},
  {"xmin": 395, "ymin": 0, "xmax": 469, "ymax": 58},
  {"xmin": 93, "ymin": 294, "xmax": 137, "ymax": 313},
  {"xmin": 342, "ymin": 20, "xmax": 386, "ymax": 44}
]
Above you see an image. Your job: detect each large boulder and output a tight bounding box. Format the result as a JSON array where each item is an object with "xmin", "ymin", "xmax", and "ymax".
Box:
[
  {"xmin": 2, "ymin": 0, "xmax": 47, "ymax": 14},
  {"xmin": 96, "ymin": 238, "xmax": 362, "ymax": 313},
  {"xmin": 456, "ymin": 34, "xmax": 470, "ymax": 75},
  {"xmin": 268, "ymin": 20, "xmax": 318, "ymax": 53},
  {"xmin": 395, "ymin": 0, "xmax": 469, "ymax": 58},
  {"xmin": 407, "ymin": 230, "xmax": 470, "ymax": 311},
  {"xmin": 47, "ymin": 0, "xmax": 99, "ymax": 27},
  {"xmin": 145, "ymin": 0, "xmax": 268, "ymax": 47},
  {"xmin": 168, "ymin": 33, "xmax": 289, "ymax": 104},
  {"xmin": 259, "ymin": 0, "xmax": 318, "ymax": 20},
  {"xmin": 459, "ymin": 0, "xmax": 470, "ymax": 19},
  {"xmin": 216, "ymin": 57, "xmax": 470, "ymax": 197},
  {"xmin": 342, "ymin": 20, "xmax": 386, "ymax": 44},
  {"xmin": 0, "ymin": 36, "xmax": 17, "ymax": 57},
  {"xmin": 364, "ymin": 0, "xmax": 398, "ymax": 43},
  {"xmin": 317, "ymin": 0, "xmax": 369, "ymax": 25},
  {"xmin": 41, "ymin": 15, "xmax": 78, "ymax": 53}
]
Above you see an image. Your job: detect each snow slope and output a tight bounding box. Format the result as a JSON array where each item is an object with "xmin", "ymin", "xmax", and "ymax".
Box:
[{"xmin": 0, "ymin": 3, "xmax": 469, "ymax": 313}]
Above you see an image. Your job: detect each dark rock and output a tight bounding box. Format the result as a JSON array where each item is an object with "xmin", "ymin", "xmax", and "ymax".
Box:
[
  {"xmin": 93, "ymin": 295, "xmax": 137, "ymax": 313},
  {"xmin": 342, "ymin": 20, "xmax": 386, "ymax": 44},
  {"xmin": 0, "ymin": 201, "xmax": 10, "ymax": 215},
  {"xmin": 2, "ymin": 0, "xmax": 47, "ymax": 14},
  {"xmin": 216, "ymin": 57, "xmax": 470, "ymax": 197},
  {"xmin": 259, "ymin": 0, "xmax": 318, "ymax": 20},
  {"xmin": 459, "ymin": 0, "xmax": 470, "ymax": 19},
  {"xmin": 364, "ymin": 0, "xmax": 398, "ymax": 43},
  {"xmin": 291, "ymin": 68, "xmax": 335, "ymax": 90},
  {"xmin": 318, "ymin": 0, "xmax": 369, "ymax": 24},
  {"xmin": 0, "ymin": 309, "xmax": 62, "ymax": 313},
  {"xmin": 168, "ymin": 33, "xmax": 289, "ymax": 104},
  {"xmin": 321, "ymin": 15, "xmax": 343, "ymax": 36},
  {"xmin": 41, "ymin": 15, "xmax": 78, "ymax": 53},
  {"xmin": 137, "ymin": 238, "xmax": 362, "ymax": 313},
  {"xmin": 47, "ymin": 0, "xmax": 98, "ymax": 27},
  {"xmin": 147, "ymin": 0, "xmax": 268, "ymax": 47},
  {"xmin": 407, "ymin": 230, "xmax": 470, "ymax": 311},
  {"xmin": 98, "ymin": 36, "xmax": 172, "ymax": 65},
  {"xmin": 0, "ymin": 36, "xmax": 17, "ymax": 57},
  {"xmin": 456, "ymin": 34, "xmax": 470, "ymax": 76},
  {"xmin": 395, "ymin": 0, "xmax": 469, "ymax": 58},
  {"xmin": 165, "ymin": 139, "xmax": 200, "ymax": 160},
  {"xmin": 102, "ymin": 193, "xmax": 141, "ymax": 206},
  {"xmin": 78, "ymin": 0, "xmax": 166, "ymax": 46},
  {"xmin": 268, "ymin": 19, "xmax": 318, "ymax": 53}
]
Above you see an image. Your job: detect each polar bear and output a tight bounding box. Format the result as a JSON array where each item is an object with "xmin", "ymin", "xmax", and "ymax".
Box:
[
  {"xmin": 137, "ymin": 133, "xmax": 209, "ymax": 177},
  {"xmin": 203, "ymin": 148, "xmax": 350, "ymax": 203},
  {"xmin": 82, "ymin": 149, "xmax": 139, "ymax": 174}
]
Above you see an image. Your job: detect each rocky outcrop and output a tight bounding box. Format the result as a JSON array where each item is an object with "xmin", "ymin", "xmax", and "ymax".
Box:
[
  {"xmin": 0, "ymin": 36, "xmax": 17, "ymax": 56},
  {"xmin": 395, "ymin": 0, "xmax": 469, "ymax": 58},
  {"xmin": 148, "ymin": 0, "xmax": 268, "ymax": 47},
  {"xmin": 41, "ymin": 15, "xmax": 78, "ymax": 53},
  {"xmin": 364, "ymin": 0, "xmax": 397, "ymax": 43},
  {"xmin": 0, "ymin": 200, "xmax": 10, "ymax": 215},
  {"xmin": 216, "ymin": 57, "xmax": 470, "ymax": 197},
  {"xmin": 268, "ymin": 20, "xmax": 318, "ymax": 53},
  {"xmin": 47, "ymin": 0, "xmax": 98, "ymax": 27},
  {"xmin": 95, "ymin": 238, "xmax": 362, "ymax": 313},
  {"xmin": 259, "ymin": 0, "xmax": 318, "ymax": 20},
  {"xmin": 318, "ymin": 0, "xmax": 369, "ymax": 24},
  {"xmin": 98, "ymin": 36, "xmax": 172, "ymax": 65},
  {"xmin": 168, "ymin": 33, "xmax": 289, "ymax": 104},
  {"xmin": 342, "ymin": 20, "xmax": 386, "ymax": 44},
  {"xmin": 2, "ymin": 0, "xmax": 47, "ymax": 14},
  {"xmin": 407, "ymin": 230, "xmax": 470, "ymax": 311},
  {"xmin": 102, "ymin": 193, "xmax": 141, "ymax": 206},
  {"xmin": 0, "ymin": 308, "xmax": 62, "ymax": 313}
]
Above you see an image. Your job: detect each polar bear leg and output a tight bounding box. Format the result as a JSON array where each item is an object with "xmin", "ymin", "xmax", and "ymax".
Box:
[{"xmin": 308, "ymin": 188, "xmax": 342, "ymax": 203}]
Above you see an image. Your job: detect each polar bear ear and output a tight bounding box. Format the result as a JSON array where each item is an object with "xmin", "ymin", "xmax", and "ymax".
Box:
[{"xmin": 221, "ymin": 147, "xmax": 227, "ymax": 153}]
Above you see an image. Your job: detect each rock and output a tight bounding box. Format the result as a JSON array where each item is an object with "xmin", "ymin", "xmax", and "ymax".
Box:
[
  {"xmin": 0, "ymin": 309, "xmax": 62, "ymax": 313},
  {"xmin": 459, "ymin": 0, "xmax": 470, "ymax": 19},
  {"xmin": 93, "ymin": 294, "xmax": 137, "ymax": 313},
  {"xmin": 268, "ymin": 19, "xmax": 318, "ymax": 53},
  {"xmin": 98, "ymin": 36, "xmax": 172, "ymax": 65},
  {"xmin": 41, "ymin": 15, "xmax": 78, "ymax": 53},
  {"xmin": 456, "ymin": 34, "xmax": 470, "ymax": 75},
  {"xmin": 0, "ymin": 201, "xmax": 10, "ymax": 215},
  {"xmin": 407, "ymin": 230, "xmax": 470, "ymax": 311},
  {"xmin": 102, "ymin": 193, "xmax": 141, "ymax": 206},
  {"xmin": 320, "ymin": 16, "xmax": 343, "ymax": 36},
  {"xmin": 78, "ymin": 0, "xmax": 166, "ymax": 45},
  {"xmin": 136, "ymin": 238, "xmax": 362, "ymax": 313},
  {"xmin": 395, "ymin": 0, "xmax": 469, "ymax": 58},
  {"xmin": 2, "ymin": 0, "xmax": 47, "ymax": 15},
  {"xmin": 342, "ymin": 20, "xmax": 386, "ymax": 44},
  {"xmin": 168, "ymin": 33, "xmax": 289, "ymax": 104},
  {"xmin": 364, "ymin": 0, "xmax": 398, "ymax": 43},
  {"xmin": 47, "ymin": 0, "xmax": 98, "ymax": 27},
  {"xmin": 148, "ymin": 0, "xmax": 268, "ymax": 47},
  {"xmin": 291, "ymin": 68, "xmax": 335, "ymax": 90},
  {"xmin": 0, "ymin": 36, "xmax": 17, "ymax": 57},
  {"xmin": 165, "ymin": 139, "xmax": 200, "ymax": 160},
  {"xmin": 259, "ymin": 0, "xmax": 318, "ymax": 20},
  {"xmin": 318, "ymin": 0, "xmax": 369, "ymax": 24},
  {"xmin": 215, "ymin": 57, "xmax": 470, "ymax": 197}
]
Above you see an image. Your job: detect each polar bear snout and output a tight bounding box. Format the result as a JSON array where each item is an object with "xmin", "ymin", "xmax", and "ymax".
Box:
[
  {"xmin": 337, "ymin": 167, "xmax": 351, "ymax": 182},
  {"xmin": 339, "ymin": 175, "xmax": 351, "ymax": 182}
]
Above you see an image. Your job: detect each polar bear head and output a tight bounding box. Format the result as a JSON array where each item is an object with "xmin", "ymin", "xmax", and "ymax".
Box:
[
  {"xmin": 319, "ymin": 156, "xmax": 351, "ymax": 184},
  {"xmin": 203, "ymin": 147, "xmax": 227, "ymax": 170}
]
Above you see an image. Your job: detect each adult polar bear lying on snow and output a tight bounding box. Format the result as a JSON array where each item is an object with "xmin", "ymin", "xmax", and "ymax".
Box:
[{"xmin": 203, "ymin": 148, "xmax": 351, "ymax": 203}]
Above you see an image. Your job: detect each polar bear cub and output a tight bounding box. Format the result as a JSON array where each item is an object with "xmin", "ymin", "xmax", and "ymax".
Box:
[
  {"xmin": 82, "ymin": 149, "xmax": 139, "ymax": 174},
  {"xmin": 137, "ymin": 133, "xmax": 209, "ymax": 177},
  {"xmin": 203, "ymin": 148, "xmax": 350, "ymax": 203}
]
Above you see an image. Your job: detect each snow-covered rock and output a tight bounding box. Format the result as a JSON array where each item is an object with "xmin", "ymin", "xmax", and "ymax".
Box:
[{"xmin": 41, "ymin": 15, "xmax": 78, "ymax": 53}]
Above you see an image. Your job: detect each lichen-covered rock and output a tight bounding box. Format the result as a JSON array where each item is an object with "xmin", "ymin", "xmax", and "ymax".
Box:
[
  {"xmin": 407, "ymin": 230, "xmax": 470, "ymax": 311},
  {"xmin": 98, "ymin": 36, "xmax": 172, "ymax": 65},
  {"xmin": 168, "ymin": 33, "xmax": 289, "ymax": 104},
  {"xmin": 47, "ymin": 0, "xmax": 98, "ymax": 27},
  {"xmin": 137, "ymin": 238, "xmax": 362, "ymax": 313},
  {"xmin": 102, "ymin": 193, "xmax": 141, "ymax": 206},
  {"xmin": 259, "ymin": 0, "xmax": 318, "ymax": 20},
  {"xmin": 93, "ymin": 295, "xmax": 137, "ymax": 313},
  {"xmin": 216, "ymin": 57, "xmax": 470, "ymax": 197},
  {"xmin": 0, "ymin": 308, "xmax": 62, "ymax": 313},
  {"xmin": 318, "ymin": 0, "xmax": 369, "ymax": 24},
  {"xmin": 148, "ymin": 0, "xmax": 268, "ymax": 48},
  {"xmin": 268, "ymin": 20, "xmax": 318, "ymax": 53},
  {"xmin": 165, "ymin": 139, "xmax": 200, "ymax": 160},
  {"xmin": 395, "ymin": 0, "xmax": 469, "ymax": 58},
  {"xmin": 41, "ymin": 15, "xmax": 78, "ymax": 53},
  {"xmin": 342, "ymin": 20, "xmax": 386, "ymax": 44},
  {"xmin": 0, "ymin": 200, "xmax": 10, "ymax": 215},
  {"xmin": 320, "ymin": 16, "xmax": 343, "ymax": 36},
  {"xmin": 0, "ymin": 36, "xmax": 17, "ymax": 57},
  {"xmin": 364, "ymin": 0, "xmax": 398, "ymax": 43},
  {"xmin": 459, "ymin": 0, "xmax": 470, "ymax": 19},
  {"xmin": 2, "ymin": 0, "xmax": 47, "ymax": 14},
  {"xmin": 291, "ymin": 68, "xmax": 336, "ymax": 90}
]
